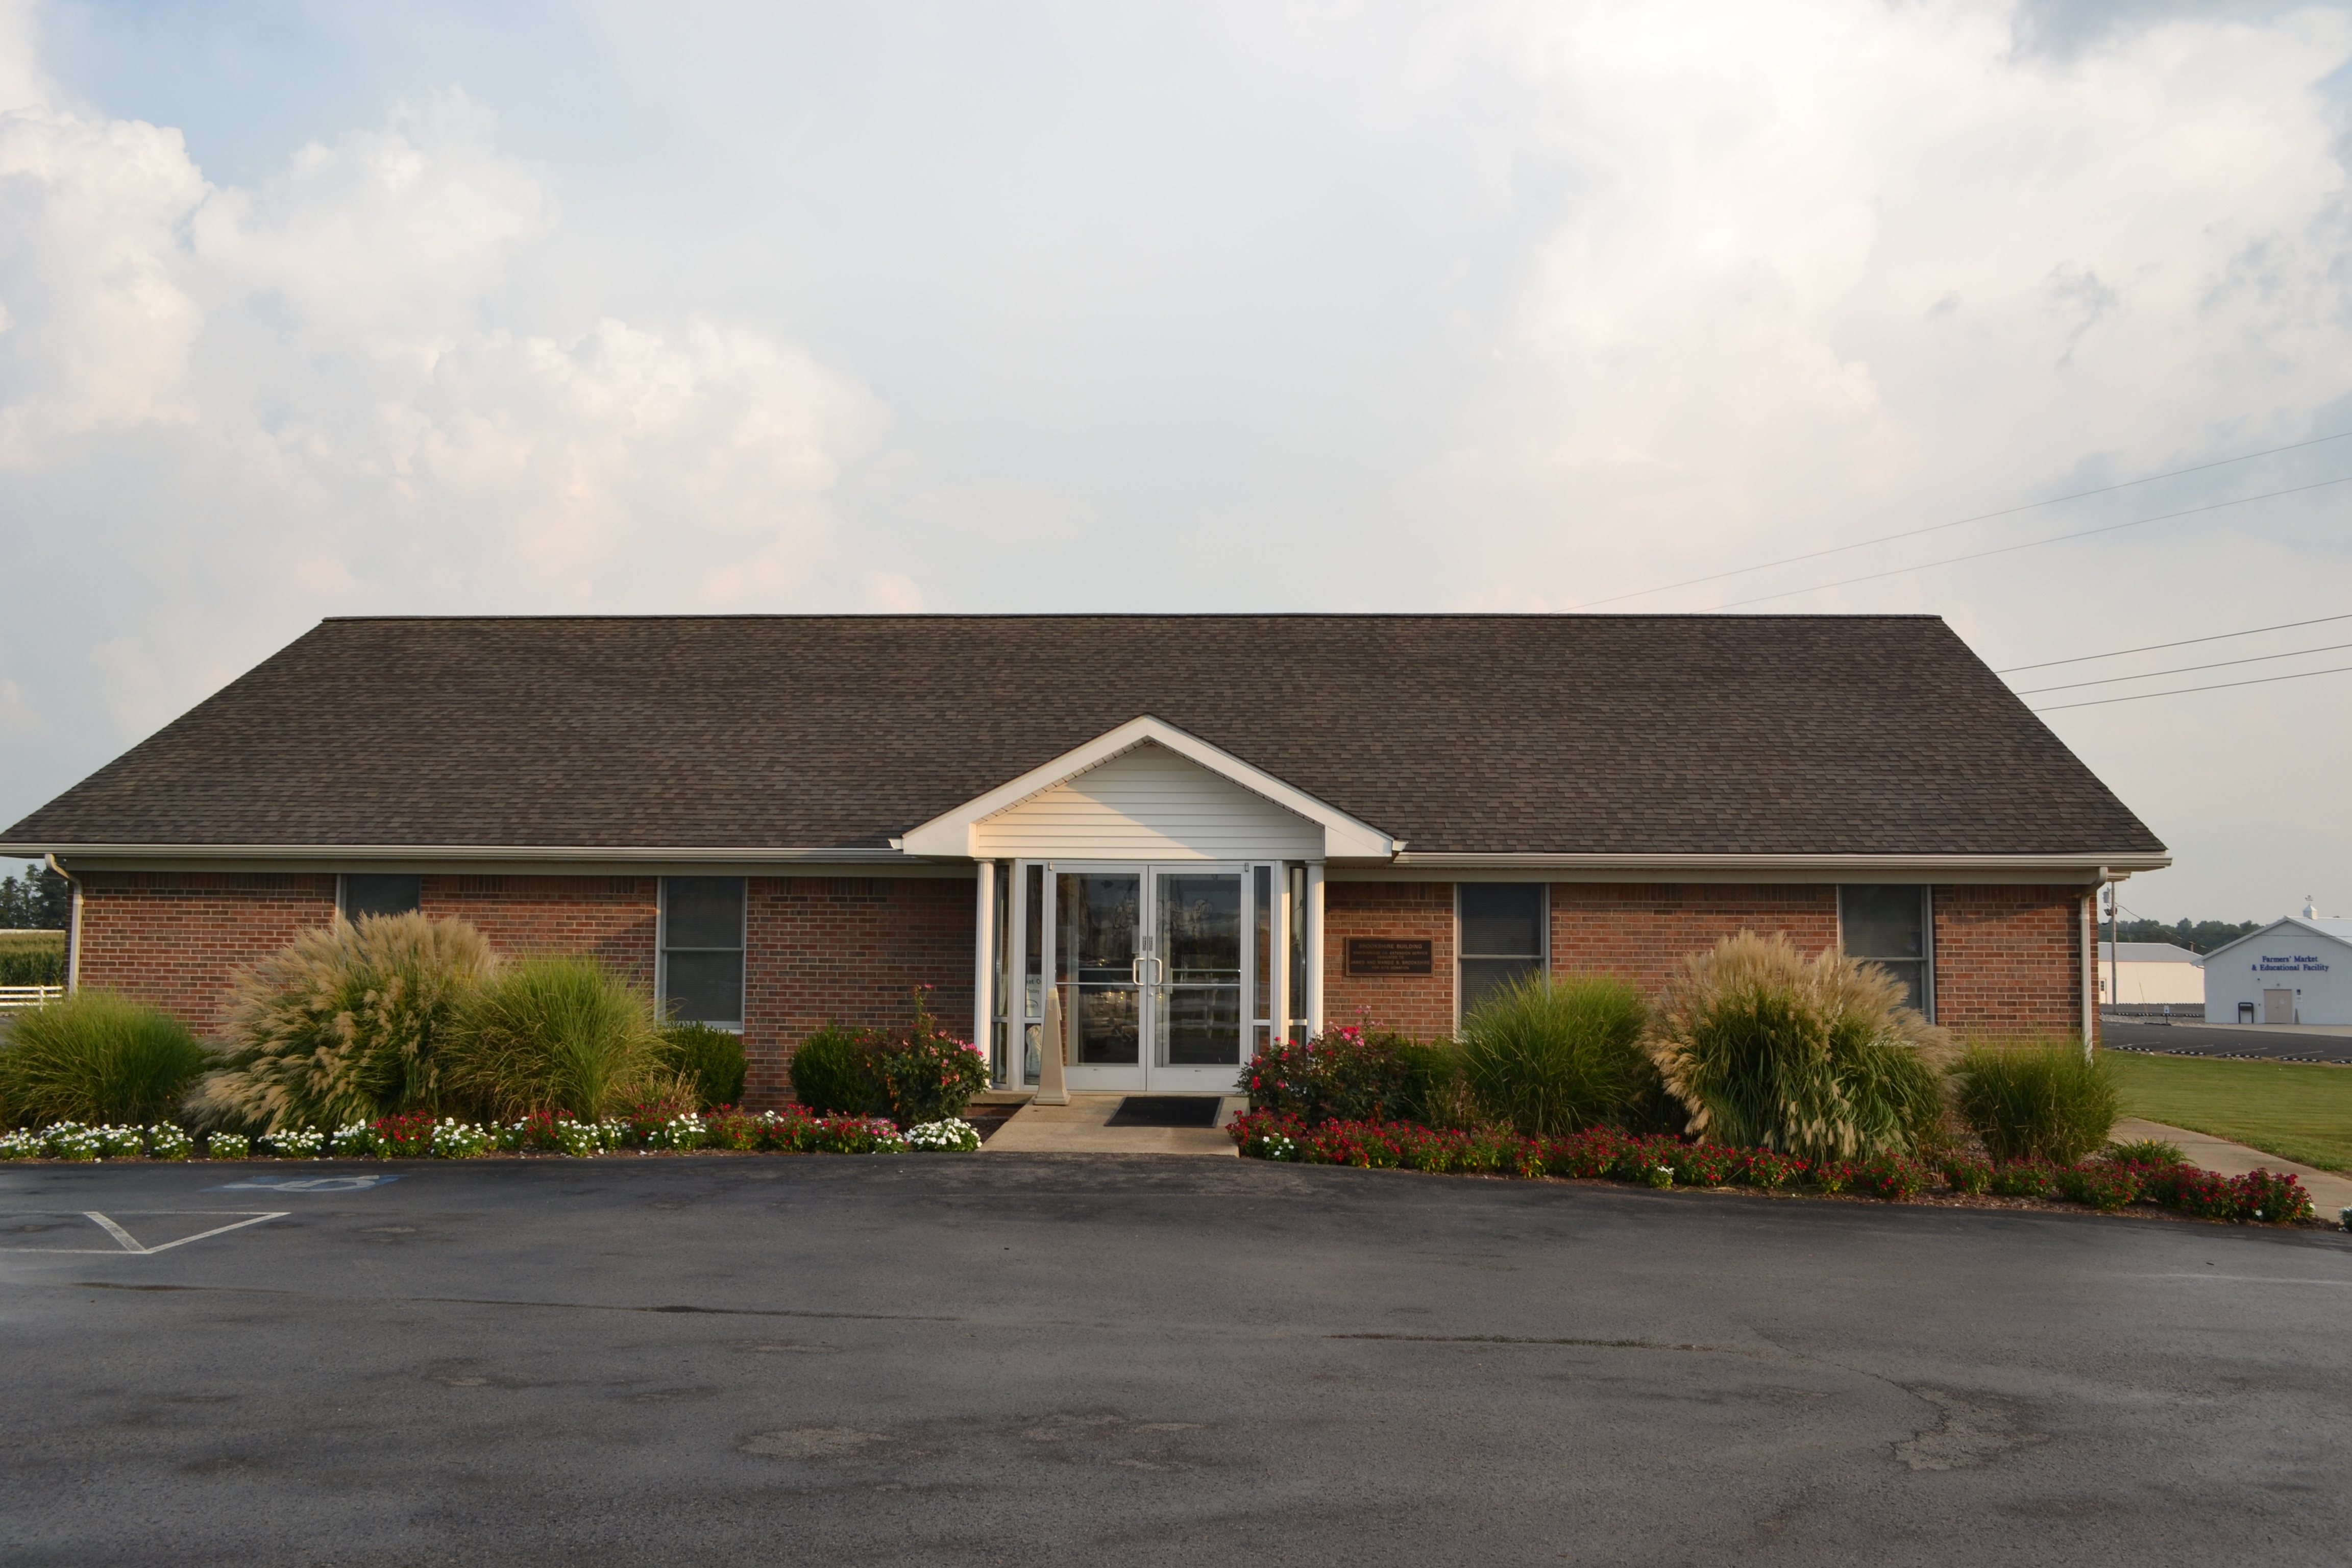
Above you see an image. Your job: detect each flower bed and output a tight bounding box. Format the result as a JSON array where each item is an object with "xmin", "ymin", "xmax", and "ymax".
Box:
[
  {"xmin": 0, "ymin": 1109, "xmax": 983, "ymax": 1162},
  {"xmin": 1227, "ymin": 1112, "xmax": 2319, "ymax": 1224}
]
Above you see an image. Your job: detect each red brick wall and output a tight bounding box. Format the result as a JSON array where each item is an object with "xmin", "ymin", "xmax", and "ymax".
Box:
[
  {"xmin": 76, "ymin": 871, "xmax": 338, "ymax": 1034},
  {"xmin": 1318, "ymin": 880, "xmax": 2088, "ymax": 1042},
  {"xmin": 1549, "ymin": 883, "xmax": 1840, "ymax": 988},
  {"xmin": 1324, "ymin": 881, "xmax": 1457, "ymax": 1039},
  {"xmin": 1931, "ymin": 884, "xmax": 2091, "ymax": 1041},
  {"xmin": 743, "ymin": 876, "xmax": 976, "ymax": 1108},
  {"xmin": 421, "ymin": 875, "xmax": 656, "ymax": 985}
]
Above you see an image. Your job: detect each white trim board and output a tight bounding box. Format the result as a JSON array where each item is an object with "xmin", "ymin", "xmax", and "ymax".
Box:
[{"xmin": 901, "ymin": 717, "xmax": 1395, "ymax": 861}]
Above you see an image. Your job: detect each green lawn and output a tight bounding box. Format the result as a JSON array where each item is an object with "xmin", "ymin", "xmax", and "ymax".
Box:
[{"xmin": 2107, "ymin": 1051, "xmax": 2352, "ymax": 1172}]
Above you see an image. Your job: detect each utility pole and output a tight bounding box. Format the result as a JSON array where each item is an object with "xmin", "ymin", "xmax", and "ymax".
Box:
[{"xmin": 2117, "ymin": 884, "xmax": 2136, "ymax": 1030}]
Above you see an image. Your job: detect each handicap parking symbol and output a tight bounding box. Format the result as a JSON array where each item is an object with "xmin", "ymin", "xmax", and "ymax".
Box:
[{"xmin": 204, "ymin": 1173, "xmax": 401, "ymax": 1192}]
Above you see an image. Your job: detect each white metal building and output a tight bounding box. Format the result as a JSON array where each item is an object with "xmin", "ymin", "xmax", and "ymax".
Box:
[
  {"xmin": 2096, "ymin": 941, "xmax": 2204, "ymax": 1009},
  {"xmin": 2201, "ymin": 906, "xmax": 2352, "ymax": 1026}
]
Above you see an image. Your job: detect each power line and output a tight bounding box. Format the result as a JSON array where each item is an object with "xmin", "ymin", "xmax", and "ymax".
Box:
[
  {"xmin": 2031, "ymin": 661, "xmax": 2352, "ymax": 713},
  {"xmin": 1710, "ymin": 474, "xmax": 2352, "ymax": 611},
  {"xmin": 1568, "ymin": 427, "xmax": 2352, "ymax": 611},
  {"xmin": 1995, "ymin": 610, "xmax": 2352, "ymax": 673},
  {"xmin": 2011, "ymin": 639, "xmax": 2352, "ymax": 696}
]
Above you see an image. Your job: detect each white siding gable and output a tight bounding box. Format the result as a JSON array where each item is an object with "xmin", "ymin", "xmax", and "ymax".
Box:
[{"xmin": 973, "ymin": 741, "xmax": 1322, "ymax": 860}]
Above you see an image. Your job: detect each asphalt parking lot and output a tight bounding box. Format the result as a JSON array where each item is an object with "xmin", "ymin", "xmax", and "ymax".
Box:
[
  {"xmin": 4, "ymin": 1154, "xmax": 2349, "ymax": 1567},
  {"xmin": 2107, "ymin": 1020, "xmax": 2352, "ymax": 1064}
]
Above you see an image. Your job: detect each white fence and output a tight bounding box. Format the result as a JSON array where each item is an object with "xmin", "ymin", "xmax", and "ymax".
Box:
[{"xmin": 0, "ymin": 985, "xmax": 63, "ymax": 1011}]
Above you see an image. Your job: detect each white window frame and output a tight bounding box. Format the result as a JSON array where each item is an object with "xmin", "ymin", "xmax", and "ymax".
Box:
[
  {"xmin": 656, "ymin": 875, "xmax": 749, "ymax": 1033},
  {"xmin": 1454, "ymin": 880, "xmax": 1551, "ymax": 1033},
  {"xmin": 1836, "ymin": 884, "xmax": 1935, "ymax": 1022}
]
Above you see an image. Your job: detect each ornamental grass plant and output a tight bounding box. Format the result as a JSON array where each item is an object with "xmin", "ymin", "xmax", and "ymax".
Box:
[
  {"xmin": 0, "ymin": 990, "xmax": 206, "ymax": 1126},
  {"xmin": 189, "ymin": 912, "xmax": 494, "ymax": 1133},
  {"xmin": 1459, "ymin": 972, "xmax": 1659, "ymax": 1137},
  {"xmin": 1645, "ymin": 931, "xmax": 1953, "ymax": 1164},
  {"xmin": 446, "ymin": 955, "xmax": 675, "ymax": 1121},
  {"xmin": 1953, "ymin": 1038, "xmax": 2119, "ymax": 1165}
]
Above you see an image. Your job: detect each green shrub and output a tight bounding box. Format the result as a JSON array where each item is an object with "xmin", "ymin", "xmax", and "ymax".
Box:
[
  {"xmin": 1942, "ymin": 1157, "xmax": 1993, "ymax": 1195},
  {"xmin": 2104, "ymin": 1137, "xmax": 2185, "ymax": 1167},
  {"xmin": 1989, "ymin": 1159, "xmax": 2056, "ymax": 1197},
  {"xmin": 1245, "ymin": 1025, "xmax": 1416, "ymax": 1123},
  {"xmin": 1396, "ymin": 1040, "xmax": 1478, "ymax": 1129},
  {"xmin": 0, "ymin": 991, "xmax": 206, "ymax": 1126},
  {"xmin": 662, "ymin": 1021, "xmax": 748, "ymax": 1108},
  {"xmin": 863, "ymin": 986, "xmax": 989, "ymax": 1126},
  {"xmin": 1741, "ymin": 1148, "xmax": 1807, "ymax": 1190},
  {"xmin": 447, "ymin": 955, "xmax": 673, "ymax": 1121},
  {"xmin": 2233, "ymin": 1169, "xmax": 2312, "ymax": 1225},
  {"xmin": 2056, "ymin": 1162, "xmax": 2141, "ymax": 1212},
  {"xmin": 188, "ymin": 913, "xmax": 494, "ymax": 1133},
  {"xmin": 1460, "ymin": 972, "xmax": 1656, "ymax": 1137},
  {"xmin": 1646, "ymin": 932, "xmax": 1953, "ymax": 1163},
  {"xmin": 1954, "ymin": 1039, "xmax": 2119, "ymax": 1165},
  {"xmin": 1857, "ymin": 1154, "xmax": 1928, "ymax": 1200},
  {"xmin": 791, "ymin": 1024, "xmax": 877, "ymax": 1115},
  {"xmin": 786, "ymin": 990, "xmax": 986, "ymax": 1125}
]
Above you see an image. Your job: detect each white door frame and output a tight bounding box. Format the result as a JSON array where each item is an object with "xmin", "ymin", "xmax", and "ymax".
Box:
[{"xmin": 1012, "ymin": 859, "xmax": 1271, "ymax": 1093}]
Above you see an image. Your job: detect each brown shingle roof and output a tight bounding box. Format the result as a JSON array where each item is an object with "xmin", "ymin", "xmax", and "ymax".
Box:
[{"xmin": 0, "ymin": 614, "xmax": 2165, "ymax": 859}]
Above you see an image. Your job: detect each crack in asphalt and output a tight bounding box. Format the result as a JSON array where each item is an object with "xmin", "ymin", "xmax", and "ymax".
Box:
[
  {"xmin": 67, "ymin": 1281, "xmax": 981, "ymax": 1322},
  {"xmin": 66, "ymin": 1281, "xmax": 1790, "ymax": 1357},
  {"xmin": 1325, "ymin": 1331, "xmax": 1779, "ymax": 1358}
]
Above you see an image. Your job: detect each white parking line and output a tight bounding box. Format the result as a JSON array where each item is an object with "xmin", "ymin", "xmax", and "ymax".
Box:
[{"xmin": 2, "ymin": 1211, "xmax": 289, "ymax": 1256}]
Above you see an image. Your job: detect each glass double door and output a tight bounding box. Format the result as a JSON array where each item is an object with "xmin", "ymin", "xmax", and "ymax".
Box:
[{"xmin": 1051, "ymin": 863, "xmax": 1253, "ymax": 1092}]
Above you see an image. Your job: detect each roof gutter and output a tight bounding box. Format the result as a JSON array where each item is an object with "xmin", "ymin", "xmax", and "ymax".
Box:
[
  {"xmin": 21, "ymin": 843, "xmax": 915, "ymax": 864},
  {"xmin": 1388, "ymin": 851, "xmax": 2169, "ymax": 875}
]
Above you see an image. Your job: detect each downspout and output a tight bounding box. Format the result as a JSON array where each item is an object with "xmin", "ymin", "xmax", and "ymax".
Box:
[
  {"xmin": 2079, "ymin": 885, "xmax": 2095, "ymax": 1057},
  {"xmin": 2117, "ymin": 879, "xmax": 2136, "ymax": 1048},
  {"xmin": 46, "ymin": 852, "xmax": 80, "ymax": 993},
  {"xmin": 1304, "ymin": 864, "xmax": 1326, "ymax": 1036}
]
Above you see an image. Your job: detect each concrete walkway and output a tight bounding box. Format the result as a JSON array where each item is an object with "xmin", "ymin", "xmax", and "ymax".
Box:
[
  {"xmin": 2115, "ymin": 1116, "xmax": 2352, "ymax": 1220},
  {"xmin": 983, "ymin": 1093, "xmax": 1243, "ymax": 1156}
]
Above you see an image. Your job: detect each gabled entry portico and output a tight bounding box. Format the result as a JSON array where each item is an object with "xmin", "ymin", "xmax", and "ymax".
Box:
[{"xmin": 903, "ymin": 716, "xmax": 1400, "ymax": 1095}]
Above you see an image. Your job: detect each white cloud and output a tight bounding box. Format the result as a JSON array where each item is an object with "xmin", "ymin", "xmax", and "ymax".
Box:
[
  {"xmin": 0, "ymin": 18, "xmax": 887, "ymax": 785},
  {"xmin": 190, "ymin": 92, "xmax": 555, "ymax": 352},
  {"xmin": 1434, "ymin": 1, "xmax": 2352, "ymax": 606},
  {"xmin": 0, "ymin": 103, "xmax": 205, "ymax": 458},
  {"xmin": 2, "ymin": 0, "xmax": 2350, "ymax": 917}
]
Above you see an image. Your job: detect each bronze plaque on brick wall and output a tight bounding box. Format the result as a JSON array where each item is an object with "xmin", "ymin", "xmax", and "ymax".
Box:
[{"xmin": 1345, "ymin": 938, "xmax": 1433, "ymax": 976}]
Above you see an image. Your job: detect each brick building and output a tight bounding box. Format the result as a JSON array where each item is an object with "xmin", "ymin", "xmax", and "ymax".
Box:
[{"xmin": 0, "ymin": 615, "xmax": 2166, "ymax": 1108}]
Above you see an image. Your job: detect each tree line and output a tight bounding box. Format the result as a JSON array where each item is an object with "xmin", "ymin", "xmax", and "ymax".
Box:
[
  {"xmin": 2110, "ymin": 917, "xmax": 2263, "ymax": 954},
  {"xmin": 1, "ymin": 863, "xmax": 69, "ymax": 930}
]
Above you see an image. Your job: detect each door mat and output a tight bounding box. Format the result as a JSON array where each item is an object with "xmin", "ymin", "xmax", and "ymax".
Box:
[{"xmin": 1107, "ymin": 1096, "xmax": 1222, "ymax": 1128}]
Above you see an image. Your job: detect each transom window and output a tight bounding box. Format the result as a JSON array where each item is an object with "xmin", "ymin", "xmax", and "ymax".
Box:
[
  {"xmin": 662, "ymin": 877, "xmax": 746, "ymax": 1028},
  {"xmin": 1459, "ymin": 883, "xmax": 1546, "ymax": 1018},
  {"xmin": 341, "ymin": 874, "xmax": 421, "ymax": 920},
  {"xmin": 1841, "ymin": 885, "xmax": 1932, "ymax": 1016}
]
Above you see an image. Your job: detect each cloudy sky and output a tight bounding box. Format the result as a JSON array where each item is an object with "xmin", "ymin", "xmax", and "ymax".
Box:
[{"xmin": 2, "ymin": 0, "xmax": 2348, "ymax": 921}]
